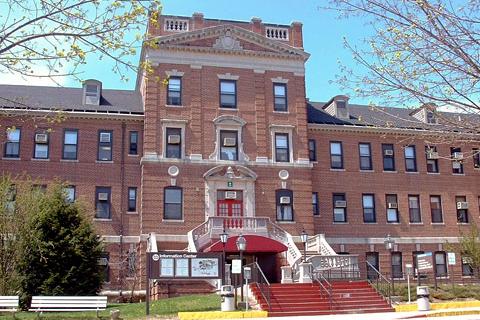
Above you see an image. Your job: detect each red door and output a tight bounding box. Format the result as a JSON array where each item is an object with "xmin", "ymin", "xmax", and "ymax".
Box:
[{"xmin": 217, "ymin": 199, "xmax": 243, "ymax": 229}]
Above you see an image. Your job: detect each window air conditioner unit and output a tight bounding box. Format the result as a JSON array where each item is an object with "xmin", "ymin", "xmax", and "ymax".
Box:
[
  {"xmin": 457, "ymin": 202, "xmax": 468, "ymax": 210},
  {"xmin": 97, "ymin": 257, "xmax": 108, "ymax": 266},
  {"xmin": 35, "ymin": 133, "xmax": 48, "ymax": 143},
  {"xmin": 99, "ymin": 132, "xmax": 111, "ymax": 143},
  {"xmin": 280, "ymin": 196, "xmax": 291, "ymax": 204},
  {"xmin": 98, "ymin": 192, "xmax": 109, "ymax": 201},
  {"xmin": 384, "ymin": 149, "xmax": 394, "ymax": 156},
  {"xmin": 335, "ymin": 200, "xmax": 347, "ymax": 208},
  {"xmin": 388, "ymin": 203, "xmax": 398, "ymax": 209},
  {"xmin": 168, "ymin": 134, "xmax": 181, "ymax": 144},
  {"xmin": 452, "ymin": 161, "xmax": 462, "ymax": 169},
  {"xmin": 223, "ymin": 137, "xmax": 236, "ymax": 147},
  {"xmin": 225, "ymin": 191, "xmax": 237, "ymax": 199},
  {"xmin": 426, "ymin": 151, "xmax": 439, "ymax": 159},
  {"xmin": 453, "ymin": 152, "xmax": 463, "ymax": 160}
]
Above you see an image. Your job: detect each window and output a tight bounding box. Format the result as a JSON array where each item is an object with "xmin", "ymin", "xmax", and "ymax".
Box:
[
  {"xmin": 167, "ymin": 77, "xmax": 182, "ymax": 105},
  {"xmin": 276, "ymin": 189, "xmax": 293, "ymax": 221},
  {"xmin": 362, "ymin": 194, "xmax": 376, "ymax": 223},
  {"xmin": 165, "ymin": 128, "xmax": 181, "ymax": 159},
  {"xmin": 386, "ymin": 194, "xmax": 399, "ymax": 223},
  {"xmin": 220, "ymin": 130, "xmax": 238, "ymax": 161},
  {"xmin": 164, "ymin": 187, "xmax": 182, "ymax": 220},
  {"xmin": 456, "ymin": 195, "xmax": 468, "ymax": 223},
  {"xmin": 451, "ymin": 147, "xmax": 464, "ymax": 174},
  {"xmin": 308, "ymin": 139, "xmax": 317, "ymax": 161},
  {"xmin": 129, "ymin": 131, "xmax": 138, "ymax": 155},
  {"xmin": 462, "ymin": 256, "xmax": 474, "ymax": 276},
  {"xmin": 220, "ymin": 80, "xmax": 236, "ymax": 108},
  {"xmin": 330, "ymin": 142, "xmax": 343, "ymax": 169},
  {"xmin": 127, "ymin": 248, "xmax": 137, "ymax": 278},
  {"xmin": 64, "ymin": 186, "xmax": 75, "ymax": 203},
  {"xmin": 99, "ymin": 252, "xmax": 110, "ymax": 282},
  {"xmin": 5, "ymin": 128, "xmax": 20, "ymax": 158},
  {"xmin": 275, "ymin": 133, "xmax": 290, "ymax": 162},
  {"xmin": 382, "ymin": 144, "xmax": 395, "ymax": 171},
  {"xmin": 359, "ymin": 143, "xmax": 372, "ymax": 170},
  {"xmin": 409, "ymin": 195, "xmax": 421, "ymax": 223},
  {"xmin": 84, "ymin": 83, "xmax": 100, "ymax": 105},
  {"xmin": 312, "ymin": 192, "xmax": 319, "ymax": 216},
  {"xmin": 32, "ymin": 131, "xmax": 49, "ymax": 159},
  {"xmin": 333, "ymin": 193, "xmax": 347, "ymax": 222},
  {"xmin": 430, "ymin": 195, "xmax": 443, "ymax": 223},
  {"xmin": 391, "ymin": 252, "xmax": 403, "ymax": 279},
  {"xmin": 98, "ymin": 130, "xmax": 112, "ymax": 161},
  {"xmin": 63, "ymin": 129, "xmax": 78, "ymax": 160},
  {"xmin": 474, "ymin": 148, "xmax": 480, "ymax": 169},
  {"xmin": 95, "ymin": 187, "xmax": 111, "ymax": 219},
  {"xmin": 435, "ymin": 251, "xmax": 447, "ymax": 277},
  {"xmin": 128, "ymin": 187, "xmax": 137, "ymax": 212},
  {"xmin": 366, "ymin": 252, "xmax": 379, "ymax": 280},
  {"xmin": 426, "ymin": 146, "xmax": 439, "ymax": 173},
  {"xmin": 404, "ymin": 146, "xmax": 417, "ymax": 172},
  {"xmin": 273, "ymin": 83, "xmax": 287, "ymax": 111}
]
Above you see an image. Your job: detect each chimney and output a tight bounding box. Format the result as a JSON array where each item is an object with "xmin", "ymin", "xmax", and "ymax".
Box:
[
  {"xmin": 192, "ymin": 12, "xmax": 204, "ymax": 30},
  {"xmin": 290, "ymin": 21, "xmax": 303, "ymax": 48},
  {"xmin": 251, "ymin": 17, "xmax": 263, "ymax": 35}
]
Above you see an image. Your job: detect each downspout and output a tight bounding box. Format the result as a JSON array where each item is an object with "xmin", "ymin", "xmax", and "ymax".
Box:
[{"xmin": 119, "ymin": 121, "xmax": 126, "ymax": 297}]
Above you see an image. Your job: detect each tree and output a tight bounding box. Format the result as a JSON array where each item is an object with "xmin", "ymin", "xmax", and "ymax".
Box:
[
  {"xmin": 455, "ymin": 225, "xmax": 480, "ymax": 278},
  {"xmin": 0, "ymin": 175, "xmax": 43, "ymax": 295},
  {"xmin": 329, "ymin": 0, "xmax": 480, "ymax": 142},
  {"xmin": 17, "ymin": 183, "xmax": 104, "ymax": 305}
]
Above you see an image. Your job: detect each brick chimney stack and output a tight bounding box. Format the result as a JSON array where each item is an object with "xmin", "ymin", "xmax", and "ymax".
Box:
[
  {"xmin": 290, "ymin": 21, "xmax": 304, "ymax": 48},
  {"xmin": 192, "ymin": 12, "xmax": 204, "ymax": 31},
  {"xmin": 251, "ymin": 17, "xmax": 263, "ymax": 35}
]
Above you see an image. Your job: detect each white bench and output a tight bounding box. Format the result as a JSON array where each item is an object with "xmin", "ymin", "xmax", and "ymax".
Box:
[
  {"xmin": 0, "ymin": 296, "xmax": 19, "ymax": 313},
  {"xmin": 29, "ymin": 296, "xmax": 107, "ymax": 317}
]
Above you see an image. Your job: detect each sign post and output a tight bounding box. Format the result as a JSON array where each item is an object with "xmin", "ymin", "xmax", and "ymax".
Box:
[
  {"xmin": 145, "ymin": 251, "xmax": 223, "ymax": 316},
  {"xmin": 448, "ymin": 252, "xmax": 456, "ymax": 289},
  {"xmin": 417, "ymin": 252, "xmax": 434, "ymax": 287}
]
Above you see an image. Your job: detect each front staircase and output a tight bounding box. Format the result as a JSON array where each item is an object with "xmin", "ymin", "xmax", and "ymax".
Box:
[{"xmin": 250, "ymin": 281, "xmax": 394, "ymax": 317}]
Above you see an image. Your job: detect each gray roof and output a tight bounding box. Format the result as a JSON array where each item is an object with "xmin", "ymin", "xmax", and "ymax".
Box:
[
  {"xmin": 0, "ymin": 84, "xmax": 143, "ymax": 115},
  {"xmin": 307, "ymin": 101, "xmax": 480, "ymax": 132}
]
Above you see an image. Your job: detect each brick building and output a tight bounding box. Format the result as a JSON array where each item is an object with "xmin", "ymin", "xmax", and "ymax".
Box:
[{"xmin": 1, "ymin": 12, "xmax": 479, "ymax": 295}]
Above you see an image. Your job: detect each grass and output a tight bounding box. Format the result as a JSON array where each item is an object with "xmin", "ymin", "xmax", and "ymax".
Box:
[{"xmin": 0, "ymin": 294, "xmax": 221, "ymax": 320}]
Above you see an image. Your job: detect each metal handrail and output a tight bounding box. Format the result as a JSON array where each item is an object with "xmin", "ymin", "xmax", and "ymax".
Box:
[
  {"xmin": 365, "ymin": 260, "xmax": 392, "ymax": 305},
  {"xmin": 313, "ymin": 270, "xmax": 333, "ymax": 309},
  {"xmin": 245, "ymin": 262, "xmax": 271, "ymax": 311}
]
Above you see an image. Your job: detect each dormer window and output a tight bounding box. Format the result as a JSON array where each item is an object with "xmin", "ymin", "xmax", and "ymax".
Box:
[
  {"xmin": 323, "ymin": 95, "xmax": 350, "ymax": 119},
  {"xmin": 83, "ymin": 80, "xmax": 102, "ymax": 105},
  {"xmin": 426, "ymin": 110, "xmax": 437, "ymax": 124},
  {"xmin": 335, "ymin": 100, "xmax": 348, "ymax": 119}
]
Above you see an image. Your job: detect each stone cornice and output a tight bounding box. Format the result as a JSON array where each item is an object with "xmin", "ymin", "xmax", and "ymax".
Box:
[{"xmin": 308, "ymin": 123, "xmax": 480, "ymax": 139}]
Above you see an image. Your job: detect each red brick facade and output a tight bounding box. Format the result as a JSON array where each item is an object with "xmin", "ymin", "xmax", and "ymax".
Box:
[{"xmin": 1, "ymin": 13, "xmax": 478, "ymax": 294}]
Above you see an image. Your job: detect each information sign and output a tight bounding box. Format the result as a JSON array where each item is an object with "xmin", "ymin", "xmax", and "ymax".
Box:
[
  {"xmin": 417, "ymin": 252, "xmax": 434, "ymax": 271},
  {"xmin": 447, "ymin": 252, "xmax": 456, "ymax": 265},
  {"xmin": 232, "ymin": 259, "xmax": 242, "ymax": 274}
]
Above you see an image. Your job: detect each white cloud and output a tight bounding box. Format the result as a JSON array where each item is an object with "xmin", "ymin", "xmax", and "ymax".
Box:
[{"xmin": 0, "ymin": 65, "xmax": 69, "ymax": 87}]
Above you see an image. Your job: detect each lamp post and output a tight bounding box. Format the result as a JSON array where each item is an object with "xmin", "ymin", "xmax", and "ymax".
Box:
[
  {"xmin": 300, "ymin": 230, "xmax": 308, "ymax": 262},
  {"xmin": 384, "ymin": 234, "xmax": 395, "ymax": 294},
  {"xmin": 236, "ymin": 234, "xmax": 246, "ymax": 309},
  {"xmin": 220, "ymin": 229, "xmax": 228, "ymax": 285}
]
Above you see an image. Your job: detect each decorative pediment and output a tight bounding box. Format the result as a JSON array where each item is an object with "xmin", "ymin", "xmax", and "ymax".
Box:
[
  {"xmin": 203, "ymin": 165, "xmax": 257, "ymax": 180},
  {"xmin": 213, "ymin": 114, "xmax": 246, "ymax": 127},
  {"xmin": 150, "ymin": 24, "xmax": 309, "ymax": 60}
]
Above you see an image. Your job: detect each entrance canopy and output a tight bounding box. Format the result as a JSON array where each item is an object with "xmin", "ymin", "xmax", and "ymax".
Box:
[{"xmin": 204, "ymin": 235, "xmax": 287, "ymax": 253}]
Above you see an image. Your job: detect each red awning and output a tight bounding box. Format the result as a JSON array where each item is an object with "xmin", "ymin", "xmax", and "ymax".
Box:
[{"xmin": 204, "ymin": 235, "xmax": 287, "ymax": 253}]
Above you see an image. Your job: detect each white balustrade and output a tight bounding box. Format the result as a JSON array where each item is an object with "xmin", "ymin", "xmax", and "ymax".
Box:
[
  {"xmin": 265, "ymin": 27, "xmax": 289, "ymax": 40},
  {"xmin": 164, "ymin": 19, "xmax": 189, "ymax": 32}
]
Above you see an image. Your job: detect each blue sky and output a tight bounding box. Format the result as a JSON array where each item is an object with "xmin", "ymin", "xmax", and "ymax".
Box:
[{"xmin": 3, "ymin": 0, "xmax": 371, "ymax": 104}]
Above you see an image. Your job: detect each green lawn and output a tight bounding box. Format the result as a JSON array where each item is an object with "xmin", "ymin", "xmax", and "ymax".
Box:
[{"xmin": 0, "ymin": 294, "xmax": 221, "ymax": 320}]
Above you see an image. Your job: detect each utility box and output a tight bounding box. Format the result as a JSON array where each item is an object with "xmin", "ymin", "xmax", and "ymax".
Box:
[
  {"xmin": 416, "ymin": 286, "xmax": 430, "ymax": 311},
  {"xmin": 220, "ymin": 285, "xmax": 235, "ymax": 311}
]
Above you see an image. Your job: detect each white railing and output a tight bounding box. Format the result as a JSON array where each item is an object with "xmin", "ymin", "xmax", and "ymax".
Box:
[
  {"xmin": 265, "ymin": 27, "xmax": 289, "ymax": 41},
  {"xmin": 164, "ymin": 19, "xmax": 189, "ymax": 32},
  {"xmin": 308, "ymin": 254, "xmax": 359, "ymax": 271},
  {"xmin": 187, "ymin": 216, "xmax": 302, "ymax": 267},
  {"xmin": 306, "ymin": 234, "xmax": 337, "ymax": 255}
]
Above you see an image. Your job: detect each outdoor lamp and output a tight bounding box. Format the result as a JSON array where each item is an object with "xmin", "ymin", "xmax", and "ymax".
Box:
[{"xmin": 300, "ymin": 230, "xmax": 308, "ymax": 261}]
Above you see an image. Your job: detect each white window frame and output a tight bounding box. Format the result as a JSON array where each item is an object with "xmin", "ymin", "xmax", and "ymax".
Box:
[
  {"xmin": 209, "ymin": 115, "xmax": 248, "ymax": 162},
  {"xmin": 160, "ymin": 119, "xmax": 187, "ymax": 159},
  {"xmin": 270, "ymin": 124, "xmax": 294, "ymax": 163}
]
